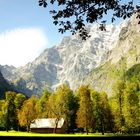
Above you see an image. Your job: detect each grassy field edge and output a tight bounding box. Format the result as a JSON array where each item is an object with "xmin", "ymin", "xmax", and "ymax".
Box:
[{"xmin": 0, "ymin": 131, "xmax": 140, "ymax": 137}]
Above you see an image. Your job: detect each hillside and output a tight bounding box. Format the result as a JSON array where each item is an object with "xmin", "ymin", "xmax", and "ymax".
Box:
[
  {"xmin": 0, "ymin": 12, "xmax": 140, "ymax": 97},
  {"xmin": 0, "ymin": 71, "xmax": 14, "ymax": 98},
  {"xmin": 84, "ymin": 13, "xmax": 140, "ymax": 96},
  {"xmin": 0, "ymin": 23, "xmax": 121, "ymax": 96}
]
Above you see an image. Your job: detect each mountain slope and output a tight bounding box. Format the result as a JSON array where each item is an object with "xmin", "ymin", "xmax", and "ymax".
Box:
[
  {"xmin": 0, "ymin": 23, "xmax": 121, "ymax": 96},
  {"xmin": 1, "ymin": 13, "xmax": 139, "ymax": 97},
  {"xmin": 0, "ymin": 71, "xmax": 15, "ymax": 98},
  {"xmin": 84, "ymin": 13, "xmax": 140, "ymax": 96}
]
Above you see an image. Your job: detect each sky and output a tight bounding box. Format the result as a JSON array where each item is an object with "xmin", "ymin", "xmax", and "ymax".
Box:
[{"xmin": 0, "ymin": 0, "xmax": 139, "ymax": 67}]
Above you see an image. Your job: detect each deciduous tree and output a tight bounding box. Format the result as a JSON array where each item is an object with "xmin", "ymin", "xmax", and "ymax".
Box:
[
  {"xmin": 4, "ymin": 91, "xmax": 17, "ymax": 131},
  {"xmin": 18, "ymin": 96, "xmax": 39, "ymax": 132},
  {"xmin": 76, "ymin": 85, "xmax": 93, "ymax": 135},
  {"xmin": 38, "ymin": 89, "xmax": 51, "ymax": 117},
  {"xmin": 90, "ymin": 90, "xmax": 114, "ymax": 135},
  {"xmin": 123, "ymin": 82, "xmax": 140, "ymax": 133},
  {"xmin": 14, "ymin": 93, "xmax": 26, "ymax": 131},
  {"xmin": 39, "ymin": 0, "xmax": 140, "ymax": 40},
  {"xmin": 47, "ymin": 84, "xmax": 78, "ymax": 133},
  {"xmin": 112, "ymin": 80, "xmax": 126, "ymax": 133}
]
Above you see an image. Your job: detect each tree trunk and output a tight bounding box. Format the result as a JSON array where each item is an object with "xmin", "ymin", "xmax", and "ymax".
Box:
[
  {"xmin": 86, "ymin": 127, "xmax": 88, "ymax": 135},
  {"xmin": 27, "ymin": 125, "xmax": 29, "ymax": 133},
  {"xmin": 53, "ymin": 118, "xmax": 59, "ymax": 133},
  {"xmin": 101, "ymin": 130, "xmax": 104, "ymax": 135},
  {"xmin": 101, "ymin": 120, "xmax": 104, "ymax": 135}
]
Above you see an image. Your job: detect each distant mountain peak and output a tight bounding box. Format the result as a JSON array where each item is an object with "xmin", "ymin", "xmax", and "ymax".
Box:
[{"xmin": 1, "ymin": 18, "xmax": 135, "ymax": 96}]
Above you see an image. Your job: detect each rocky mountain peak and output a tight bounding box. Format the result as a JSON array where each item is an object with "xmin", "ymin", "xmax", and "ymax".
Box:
[{"xmin": 0, "ymin": 20, "xmax": 126, "ymax": 96}]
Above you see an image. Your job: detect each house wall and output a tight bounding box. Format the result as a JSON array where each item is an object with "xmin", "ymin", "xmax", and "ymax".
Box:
[
  {"xmin": 30, "ymin": 128, "xmax": 65, "ymax": 134},
  {"xmin": 30, "ymin": 119, "xmax": 67, "ymax": 134}
]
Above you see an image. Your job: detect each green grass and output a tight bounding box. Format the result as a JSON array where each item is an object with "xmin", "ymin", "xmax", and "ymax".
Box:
[{"xmin": 0, "ymin": 131, "xmax": 140, "ymax": 137}]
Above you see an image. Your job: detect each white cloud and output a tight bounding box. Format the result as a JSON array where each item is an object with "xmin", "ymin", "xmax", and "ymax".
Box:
[{"xmin": 0, "ymin": 28, "xmax": 48, "ymax": 67}]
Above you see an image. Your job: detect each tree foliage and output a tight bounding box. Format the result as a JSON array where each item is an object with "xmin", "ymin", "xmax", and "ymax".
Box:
[
  {"xmin": 0, "ymin": 100, "xmax": 7, "ymax": 129},
  {"xmin": 76, "ymin": 85, "xmax": 93, "ymax": 134},
  {"xmin": 123, "ymin": 82, "xmax": 140, "ymax": 133},
  {"xmin": 0, "ymin": 81, "xmax": 139, "ymax": 134},
  {"xmin": 14, "ymin": 93, "xmax": 26, "ymax": 131},
  {"xmin": 4, "ymin": 91, "xmax": 18, "ymax": 131},
  {"xmin": 90, "ymin": 90, "xmax": 114, "ymax": 134},
  {"xmin": 47, "ymin": 84, "xmax": 78, "ymax": 133},
  {"xmin": 38, "ymin": 89, "xmax": 51, "ymax": 117},
  {"xmin": 38, "ymin": 0, "xmax": 140, "ymax": 40},
  {"xmin": 18, "ymin": 96, "xmax": 39, "ymax": 132},
  {"xmin": 112, "ymin": 80, "xmax": 126, "ymax": 133}
]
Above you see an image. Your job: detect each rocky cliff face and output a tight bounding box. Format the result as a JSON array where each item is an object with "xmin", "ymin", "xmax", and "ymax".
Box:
[
  {"xmin": 84, "ymin": 13, "xmax": 140, "ymax": 96},
  {"xmin": 1, "ymin": 15, "xmax": 137, "ymax": 96},
  {"xmin": 0, "ymin": 23, "xmax": 121, "ymax": 96}
]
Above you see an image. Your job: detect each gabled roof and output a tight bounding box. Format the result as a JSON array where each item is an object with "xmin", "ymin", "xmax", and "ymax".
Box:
[{"xmin": 30, "ymin": 118, "xmax": 64, "ymax": 128}]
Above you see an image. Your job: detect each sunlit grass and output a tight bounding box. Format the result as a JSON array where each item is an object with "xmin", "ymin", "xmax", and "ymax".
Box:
[{"xmin": 0, "ymin": 131, "xmax": 140, "ymax": 137}]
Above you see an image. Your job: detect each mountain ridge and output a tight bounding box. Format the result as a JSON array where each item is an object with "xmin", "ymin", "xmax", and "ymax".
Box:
[
  {"xmin": 0, "ymin": 70, "xmax": 15, "ymax": 98},
  {"xmin": 0, "ymin": 14, "xmax": 139, "ymax": 96},
  {"xmin": 84, "ymin": 13, "xmax": 140, "ymax": 96}
]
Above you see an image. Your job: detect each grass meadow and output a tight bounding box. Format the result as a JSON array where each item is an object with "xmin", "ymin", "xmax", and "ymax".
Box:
[{"xmin": 0, "ymin": 131, "xmax": 140, "ymax": 137}]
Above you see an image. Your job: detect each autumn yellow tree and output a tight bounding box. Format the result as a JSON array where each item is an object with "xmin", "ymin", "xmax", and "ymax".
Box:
[
  {"xmin": 18, "ymin": 96, "xmax": 39, "ymax": 132},
  {"xmin": 76, "ymin": 85, "xmax": 94, "ymax": 135},
  {"xmin": 14, "ymin": 93, "xmax": 26, "ymax": 131}
]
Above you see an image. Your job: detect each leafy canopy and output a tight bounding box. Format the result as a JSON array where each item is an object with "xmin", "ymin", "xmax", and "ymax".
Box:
[{"xmin": 39, "ymin": 0, "xmax": 140, "ymax": 40}]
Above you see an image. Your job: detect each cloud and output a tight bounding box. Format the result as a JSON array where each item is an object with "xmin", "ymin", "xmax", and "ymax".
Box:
[{"xmin": 0, "ymin": 28, "xmax": 48, "ymax": 67}]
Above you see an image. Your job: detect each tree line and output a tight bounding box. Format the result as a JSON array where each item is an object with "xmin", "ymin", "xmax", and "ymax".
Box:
[{"xmin": 0, "ymin": 80, "xmax": 140, "ymax": 135}]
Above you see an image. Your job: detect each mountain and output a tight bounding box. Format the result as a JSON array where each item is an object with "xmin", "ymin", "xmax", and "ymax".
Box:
[
  {"xmin": 0, "ymin": 70, "xmax": 15, "ymax": 98},
  {"xmin": 1, "ymin": 12, "xmax": 139, "ymax": 97},
  {"xmin": 84, "ymin": 13, "xmax": 140, "ymax": 96},
  {"xmin": 0, "ymin": 23, "xmax": 121, "ymax": 96}
]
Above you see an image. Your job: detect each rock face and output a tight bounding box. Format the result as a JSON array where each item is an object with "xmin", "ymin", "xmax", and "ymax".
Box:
[
  {"xmin": 1, "ymin": 13, "xmax": 139, "ymax": 97},
  {"xmin": 0, "ymin": 23, "xmax": 121, "ymax": 96},
  {"xmin": 84, "ymin": 13, "xmax": 140, "ymax": 96}
]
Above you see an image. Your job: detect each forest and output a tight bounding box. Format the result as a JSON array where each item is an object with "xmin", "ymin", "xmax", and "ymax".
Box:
[{"xmin": 0, "ymin": 78, "xmax": 140, "ymax": 135}]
